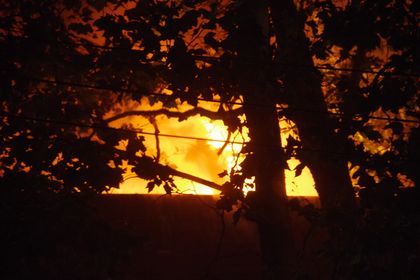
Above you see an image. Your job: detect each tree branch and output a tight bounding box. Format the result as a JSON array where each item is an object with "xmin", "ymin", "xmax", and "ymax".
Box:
[
  {"xmin": 149, "ymin": 116, "xmax": 161, "ymax": 162},
  {"xmin": 169, "ymin": 167, "xmax": 224, "ymax": 192},
  {"xmin": 104, "ymin": 107, "xmax": 243, "ymax": 123},
  {"xmin": 116, "ymin": 149, "xmax": 224, "ymax": 192},
  {"xmin": 217, "ymin": 130, "xmax": 231, "ymax": 155}
]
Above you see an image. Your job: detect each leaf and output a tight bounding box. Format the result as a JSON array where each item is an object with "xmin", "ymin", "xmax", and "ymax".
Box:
[
  {"xmin": 204, "ymin": 32, "xmax": 220, "ymax": 49},
  {"xmin": 240, "ymin": 155, "xmax": 256, "ymax": 175},
  {"xmin": 352, "ymin": 168, "xmax": 362, "ymax": 179},
  {"xmin": 204, "ymin": 32, "xmax": 219, "ymax": 49},
  {"xmin": 163, "ymin": 182, "xmax": 172, "ymax": 194},
  {"xmin": 68, "ymin": 23, "xmax": 93, "ymax": 34},
  {"xmin": 178, "ymin": 10, "xmax": 200, "ymax": 32},
  {"xmin": 216, "ymin": 196, "xmax": 233, "ymax": 212},
  {"xmin": 285, "ymin": 135, "xmax": 301, "ymax": 158},
  {"xmin": 63, "ymin": 0, "xmax": 81, "ymax": 9},
  {"xmin": 230, "ymin": 174, "xmax": 244, "ymax": 187},
  {"xmin": 202, "ymin": 21, "xmax": 216, "ymax": 29},
  {"xmin": 126, "ymin": 137, "xmax": 146, "ymax": 154},
  {"xmin": 385, "ymin": 122, "xmax": 403, "ymax": 135},
  {"xmin": 87, "ymin": 0, "xmax": 108, "ymax": 11},
  {"xmin": 169, "ymin": 180, "xmax": 177, "ymax": 191},
  {"xmin": 131, "ymin": 157, "xmax": 158, "ymax": 180},
  {"xmin": 232, "ymin": 208, "xmax": 241, "ymax": 225},
  {"xmin": 146, "ymin": 181, "xmax": 155, "ymax": 193},
  {"xmin": 358, "ymin": 172, "xmax": 376, "ymax": 189},
  {"xmin": 218, "ymin": 170, "xmax": 228, "ymax": 178},
  {"xmin": 294, "ymin": 163, "xmax": 305, "ymax": 177},
  {"xmin": 306, "ymin": 20, "xmax": 318, "ymax": 35},
  {"xmin": 363, "ymin": 127, "xmax": 382, "ymax": 141}
]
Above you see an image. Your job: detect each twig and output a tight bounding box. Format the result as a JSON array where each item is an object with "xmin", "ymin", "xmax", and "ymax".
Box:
[
  {"xmin": 186, "ymin": 23, "xmax": 204, "ymax": 48},
  {"xmin": 104, "ymin": 107, "xmax": 242, "ymax": 124},
  {"xmin": 149, "ymin": 116, "xmax": 161, "ymax": 162},
  {"xmin": 217, "ymin": 130, "xmax": 231, "ymax": 155},
  {"xmin": 201, "ymin": 209, "xmax": 226, "ymax": 280}
]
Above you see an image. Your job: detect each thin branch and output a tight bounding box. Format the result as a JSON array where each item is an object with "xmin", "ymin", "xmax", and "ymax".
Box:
[
  {"xmin": 115, "ymin": 149, "xmax": 225, "ymax": 191},
  {"xmin": 186, "ymin": 23, "xmax": 204, "ymax": 48},
  {"xmin": 202, "ymin": 209, "xmax": 225, "ymax": 280},
  {"xmin": 115, "ymin": 150, "xmax": 224, "ymax": 191},
  {"xmin": 170, "ymin": 167, "xmax": 224, "ymax": 191},
  {"xmin": 217, "ymin": 130, "xmax": 231, "ymax": 155},
  {"xmin": 104, "ymin": 107, "xmax": 243, "ymax": 123},
  {"xmin": 149, "ymin": 116, "xmax": 161, "ymax": 162},
  {"xmin": 122, "ymin": 175, "xmax": 140, "ymax": 182},
  {"xmin": 231, "ymin": 131, "xmax": 246, "ymax": 172}
]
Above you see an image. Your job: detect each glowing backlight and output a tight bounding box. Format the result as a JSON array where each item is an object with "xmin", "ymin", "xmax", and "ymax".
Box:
[{"xmin": 107, "ymin": 99, "xmax": 318, "ymax": 197}]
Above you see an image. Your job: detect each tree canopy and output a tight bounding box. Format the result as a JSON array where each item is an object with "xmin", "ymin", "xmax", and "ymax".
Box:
[{"xmin": 1, "ymin": 0, "xmax": 419, "ymax": 278}]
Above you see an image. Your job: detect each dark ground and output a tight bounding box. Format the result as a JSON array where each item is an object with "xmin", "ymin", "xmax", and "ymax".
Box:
[{"xmin": 1, "ymin": 193, "xmax": 328, "ymax": 280}]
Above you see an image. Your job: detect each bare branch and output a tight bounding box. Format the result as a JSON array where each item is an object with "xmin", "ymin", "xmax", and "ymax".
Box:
[
  {"xmin": 116, "ymin": 149, "xmax": 224, "ymax": 192},
  {"xmin": 217, "ymin": 130, "xmax": 231, "ymax": 155},
  {"xmin": 104, "ymin": 107, "xmax": 243, "ymax": 123},
  {"xmin": 169, "ymin": 167, "xmax": 224, "ymax": 192},
  {"xmin": 150, "ymin": 116, "xmax": 161, "ymax": 162},
  {"xmin": 187, "ymin": 22, "xmax": 204, "ymax": 48}
]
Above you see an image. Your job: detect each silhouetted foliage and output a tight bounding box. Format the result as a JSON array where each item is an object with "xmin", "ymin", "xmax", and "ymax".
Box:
[{"xmin": 1, "ymin": 0, "xmax": 419, "ymax": 278}]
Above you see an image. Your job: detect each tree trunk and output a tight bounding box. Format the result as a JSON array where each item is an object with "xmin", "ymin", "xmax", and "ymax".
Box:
[
  {"xmin": 234, "ymin": 1, "xmax": 296, "ymax": 278},
  {"xmin": 268, "ymin": 1, "xmax": 358, "ymax": 277},
  {"xmin": 268, "ymin": 0, "xmax": 357, "ymax": 215},
  {"xmin": 243, "ymin": 92, "xmax": 296, "ymax": 279}
]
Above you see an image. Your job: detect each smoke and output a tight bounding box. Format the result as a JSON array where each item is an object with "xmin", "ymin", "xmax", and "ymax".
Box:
[{"xmin": 107, "ymin": 99, "xmax": 317, "ymax": 196}]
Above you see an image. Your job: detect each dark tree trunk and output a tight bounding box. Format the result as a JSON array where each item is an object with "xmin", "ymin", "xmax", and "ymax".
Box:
[
  {"xmin": 234, "ymin": 1, "xmax": 296, "ymax": 278},
  {"xmin": 243, "ymin": 92, "xmax": 296, "ymax": 279},
  {"xmin": 268, "ymin": 1, "xmax": 358, "ymax": 277},
  {"xmin": 268, "ymin": 0, "xmax": 357, "ymax": 215}
]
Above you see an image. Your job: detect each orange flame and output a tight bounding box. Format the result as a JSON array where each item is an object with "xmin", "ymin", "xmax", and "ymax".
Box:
[{"xmin": 106, "ymin": 97, "xmax": 318, "ymax": 197}]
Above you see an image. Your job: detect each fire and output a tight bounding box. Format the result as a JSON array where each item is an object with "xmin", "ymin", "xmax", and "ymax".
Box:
[
  {"xmin": 61, "ymin": 0, "xmax": 318, "ymax": 197},
  {"xmin": 107, "ymin": 98, "xmax": 318, "ymax": 197}
]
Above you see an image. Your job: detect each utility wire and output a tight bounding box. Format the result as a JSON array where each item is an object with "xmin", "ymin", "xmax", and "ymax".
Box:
[
  {"xmin": 3, "ymin": 73, "xmax": 237, "ymax": 106},
  {"xmin": 0, "ymin": 111, "xmax": 247, "ymax": 145},
  {"xmin": 5, "ymin": 73, "xmax": 420, "ymax": 125},
  {"xmin": 2, "ymin": 34, "xmax": 420, "ymax": 78},
  {"xmin": 196, "ymin": 56, "xmax": 419, "ymax": 78},
  {"xmin": 3, "ymin": 111, "xmax": 420, "ymax": 166}
]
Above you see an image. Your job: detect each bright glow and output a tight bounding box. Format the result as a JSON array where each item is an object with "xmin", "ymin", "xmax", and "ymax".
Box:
[
  {"xmin": 285, "ymin": 158, "xmax": 317, "ymax": 196},
  {"xmin": 203, "ymin": 121, "xmax": 228, "ymax": 149},
  {"xmin": 106, "ymin": 98, "xmax": 318, "ymax": 196}
]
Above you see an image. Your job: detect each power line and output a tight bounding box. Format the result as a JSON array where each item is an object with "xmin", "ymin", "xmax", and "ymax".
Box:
[
  {"xmin": 280, "ymin": 108, "xmax": 420, "ymax": 124},
  {"xmin": 196, "ymin": 55, "xmax": 420, "ymax": 78},
  {"xmin": 4, "ymin": 73, "xmax": 239, "ymax": 106},
  {"xmin": 0, "ymin": 111, "xmax": 247, "ymax": 145},
  {"xmin": 5, "ymin": 73, "xmax": 420, "ymax": 125},
  {"xmin": 3, "ymin": 34, "xmax": 419, "ymax": 78},
  {"xmin": 2, "ymin": 111, "xmax": 420, "ymax": 166}
]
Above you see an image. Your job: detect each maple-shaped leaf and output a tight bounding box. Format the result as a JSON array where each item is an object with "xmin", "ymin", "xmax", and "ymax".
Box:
[{"xmin": 146, "ymin": 181, "xmax": 155, "ymax": 193}]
